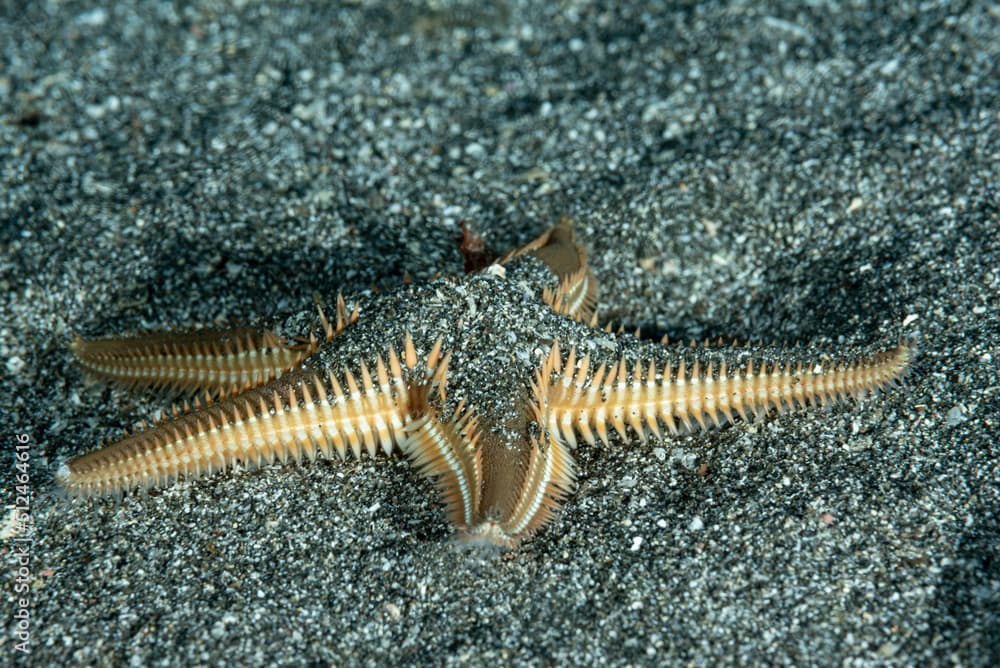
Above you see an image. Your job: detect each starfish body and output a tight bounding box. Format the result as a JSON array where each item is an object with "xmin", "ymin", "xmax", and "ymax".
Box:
[{"xmin": 62, "ymin": 220, "xmax": 912, "ymax": 548}]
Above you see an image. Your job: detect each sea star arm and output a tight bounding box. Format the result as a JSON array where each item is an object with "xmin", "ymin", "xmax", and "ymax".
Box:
[
  {"xmin": 495, "ymin": 433, "xmax": 577, "ymax": 544},
  {"xmin": 447, "ymin": 427, "xmax": 576, "ymax": 549},
  {"xmin": 396, "ymin": 357, "xmax": 580, "ymax": 548},
  {"xmin": 70, "ymin": 295, "xmax": 357, "ymax": 397},
  {"xmin": 58, "ymin": 336, "xmax": 441, "ymax": 497},
  {"xmin": 401, "ymin": 393, "xmax": 483, "ymax": 531},
  {"xmin": 502, "ymin": 217, "xmax": 599, "ymax": 323},
  {"xmin": 540, "ymin": 341, "xmax": 914, "ymax": 448},
  {"xmin": 396, "ymin": 359, "xmax": 579, "ymax": 546},
  {"xmin": 71, "ymin": 326, "xmax": 315, "ymax": 397}
]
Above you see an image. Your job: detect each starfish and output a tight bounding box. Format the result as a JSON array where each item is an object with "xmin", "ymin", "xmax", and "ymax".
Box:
[{"xmin": 60, "ymin": 219, "xmax": 912, "ymax": 548}]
